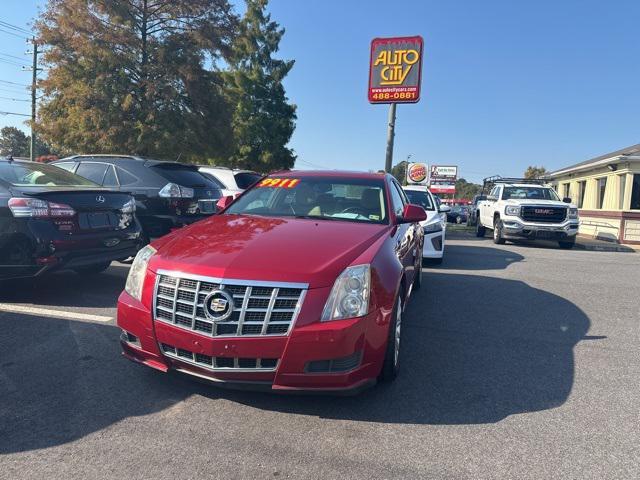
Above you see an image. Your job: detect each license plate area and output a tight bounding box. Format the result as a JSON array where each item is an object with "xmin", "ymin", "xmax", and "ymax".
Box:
[
  {"xmin": 198, "ymin": 200, "xmax": 216, "ymax": 214},
  {"xmin": 79, "ymin": 212, "xmax": 117, "ymax": 230}
]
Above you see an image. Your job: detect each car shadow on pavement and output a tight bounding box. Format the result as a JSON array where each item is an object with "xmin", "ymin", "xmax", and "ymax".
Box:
[
  {"xmin": 0, "ymin": 271, "xmax": 590, "ymax": 453},
  {"xmin": 439, "ymin": 244, "xmax": 524, "ymax": 270},
  {"xmin": 0, "ymin": 264, "xmax": 128, "ymax": 309}
]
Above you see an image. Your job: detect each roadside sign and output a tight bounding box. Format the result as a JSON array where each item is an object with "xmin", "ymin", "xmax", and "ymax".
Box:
[
  {"xmin": 406, "ymin": 162, "xmax": 428, "ymax": 185},
  {"xmin": 429, "ymin": 165, "xmax": 458, "ymax": 181},
  {"xmin": 368, "ymin": 36, "xmax": 423, "ymax": 104}
]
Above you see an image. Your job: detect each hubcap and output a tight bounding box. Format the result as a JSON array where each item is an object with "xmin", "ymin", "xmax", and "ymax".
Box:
[{"xmin": 394, "ymin": 301, "xmax": 402, "ymax": 366}]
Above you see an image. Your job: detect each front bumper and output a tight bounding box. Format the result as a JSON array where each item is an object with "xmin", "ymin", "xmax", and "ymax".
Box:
[
  {"xmin": 117, "ymin": 288, "xmax": 390, "ymax": 393},
  {"xmin": 500, "ymin": 217, "xmax": 579, "ymax": 240},
  {"xmin": 422, "ymin": 224, "xmax": 445, "ymax": 258}
]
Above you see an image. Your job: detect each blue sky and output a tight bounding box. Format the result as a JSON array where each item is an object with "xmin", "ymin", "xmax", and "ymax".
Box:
[{"xmin": 1, "ymin": 0, "xmax": 639, "ymax": 183}]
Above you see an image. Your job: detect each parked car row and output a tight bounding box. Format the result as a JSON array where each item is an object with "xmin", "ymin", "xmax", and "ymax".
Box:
[{"xmin": 0, "ymin": 154, "xmax": 262, "ymax": 279}]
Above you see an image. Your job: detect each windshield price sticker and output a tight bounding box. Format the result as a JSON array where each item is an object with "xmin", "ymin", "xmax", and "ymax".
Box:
[{"xmin": 258, "ymin": 178, "xmax": 300, "ymax": 188}]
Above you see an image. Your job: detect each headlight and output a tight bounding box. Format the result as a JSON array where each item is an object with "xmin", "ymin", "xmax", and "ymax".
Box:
[
  {"xmin": 423, "ymin": 222, "xmax": 443, "ymax": 233},
  {"xmin": 568, "ymin": 207, "xmax": 579, "ymax": 219},
  {"xmin": 505, "ymin": 205, "xmax": 520, "ymax": 216},
  {"xmin": 124, "ymin": 245, "xmax": 156, "ymax": 301},
  {"xmin": 121, "ymin": 198, "xmax": 136, "ymax": 213},
  {"xmin": 321, "ymin": 264, "xmax": 371, "ymax": 321}
]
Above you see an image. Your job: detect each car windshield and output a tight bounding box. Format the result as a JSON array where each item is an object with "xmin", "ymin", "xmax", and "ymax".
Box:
[
  {"xmin": 0, "ymin": 161, "xmax": 98, "ymax": 187},
  {"xmin": 151, "ymin": 164, "xmax": 213, "ymax": 187},
  {"xmin": 404, "ymin": 189, "xmax": 435, "ymax": 211},
  {"xmin": 225, "ymin": 176, "xmax": 388, "ymax": 224},
  {"xmin": 503, "ymin": 186, "xmax": 560, "ymax": 201}
]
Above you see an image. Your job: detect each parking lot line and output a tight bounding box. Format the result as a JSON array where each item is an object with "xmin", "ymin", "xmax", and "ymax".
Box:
[{"xmin": 0, "ymin": 304, "xmax": 112, "ymax": 323}]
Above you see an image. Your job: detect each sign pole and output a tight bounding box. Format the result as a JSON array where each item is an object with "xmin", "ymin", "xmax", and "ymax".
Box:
[{"xmin": 385, "ymin": 103, "xmax": 396, "ymax": 173}]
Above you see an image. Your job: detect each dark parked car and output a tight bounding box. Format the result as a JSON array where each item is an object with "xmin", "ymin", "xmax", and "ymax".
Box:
[
  {"xmin": 52, "ymin": 155, "xmax": 222, "ymax": 239},
  {"xmin": 446, "ymin": 205, "xmax": 469, "ymax": 224},
  {"xmin": 0, "ymin": 157, "xmax": 142, "ymax": 279},
  {"xmin": 467, "ymin": 195, "xmax": 487, "ymax": 226}
]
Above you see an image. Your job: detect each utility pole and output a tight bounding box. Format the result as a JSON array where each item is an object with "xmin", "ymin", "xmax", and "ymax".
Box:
[
  {"xmin": 29, "ymin": 37, "xmax": 38, "ymax": 162},
  {"xmin": 384, "ymin": 103, "xmax": 396, "ymax": 173}
]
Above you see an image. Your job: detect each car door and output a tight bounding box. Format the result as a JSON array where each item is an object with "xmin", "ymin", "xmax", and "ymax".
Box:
[
  {"xmin": 480, "ymin": 186, "xmax": 498, "ymax": 226},
  {"xmin": 389, "ymin": 180, "xmax": 416, "ymax": 286}
]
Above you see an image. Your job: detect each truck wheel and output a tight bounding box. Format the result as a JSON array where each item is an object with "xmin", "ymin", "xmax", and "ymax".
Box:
[
  {"xmin": 493, "ymin": 218, "xmax": 506, "ymax": 244},
  {"xmin": 74, "ymin": 261, "xmax": 112, "ymax": 275},
  {"xmin": 476, "ymin": 218, "xmax": 486, "ymax": 237},
  {"xmin": 558, "ymin": 239, "xmax": 575, "ymax": 249},
  {"xmin": 379, "ymin": 295, "xmax": 403, "ymax": 382}
]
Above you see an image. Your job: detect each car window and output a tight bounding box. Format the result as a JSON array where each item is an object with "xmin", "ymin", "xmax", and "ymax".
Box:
[
  {"xmin": 103, "ymin": 165, "xmax": 118, "ymax": 187},
  {"xmin": 76, "ymin": 163, "xmax": 108, "ymax": 184},
  {"xmin": 503, "ymin": 187, "xmax": 560, "ymax": 201},
  {"xmin": 225, "ymin": 176, "xmax": 388, "ymax": 224},
  {"xmin": 0, "ymin": 161, "xmax": 98, "ymax": 187},
  {"xmin": 151, "ymin": 164, "xmax": 212, "ymax": 187},
  {"xmin": 234, "ymin": 172, "xmax": 262, "ymax": 190},
  {"xmin": 403, "ymin": 189, "xmax": 435, "ymax": 211},
  {"xmin": 389, "ymin": 182, "xmax": 405, "ymax": 217},
  {"xmin": 200, "ymin": 172, "xmax": 226, "ymax": 189},
  {"xmin": 53, "ymin": 162, "xmax": 76, "ymax": 173},
  {"xmin": 116, "ymin": 167, "xmax": 138, "ymax": 186}
]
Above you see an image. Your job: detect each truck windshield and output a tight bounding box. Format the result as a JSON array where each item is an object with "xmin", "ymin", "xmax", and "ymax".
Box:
[
  {"xmin": 503, "ymin": 187, "xmax": 560, "ymax": 201},
  {"xmin": 225, "ymin": 176, "xmax": 389, "ymax": 224},
  {"xmin": 0, "ymin": 161, "xmax": 98, "ymax": 187}
]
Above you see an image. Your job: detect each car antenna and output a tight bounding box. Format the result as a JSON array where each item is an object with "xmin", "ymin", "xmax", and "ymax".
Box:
[{"xmin": 176, "ymin": 152, "xmax": 182, "ymax": 162}]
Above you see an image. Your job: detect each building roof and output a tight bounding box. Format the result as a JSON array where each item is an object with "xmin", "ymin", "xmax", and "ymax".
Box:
[{"xmin": 547, "ymin": 143, "xmax": 640, "ymax": 177}]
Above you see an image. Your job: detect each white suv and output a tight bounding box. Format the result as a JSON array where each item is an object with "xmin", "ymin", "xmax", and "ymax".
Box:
[
  {"xmin": 198, "ymin": 166, "xmax": 262, "ymax": 197},
  {"xmin": 403, "ymin": 185, "xmax": 450, "ymax": 264},
  {"xmin": 476, "ymin": 182, "xmax": 579, "ymax": 249}
]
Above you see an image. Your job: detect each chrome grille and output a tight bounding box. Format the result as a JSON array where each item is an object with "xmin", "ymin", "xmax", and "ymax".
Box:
[
  {"xmin": 153, "ymin": 270, "xmax": 307, "ymax": 338},
  {"xmin": 160, "ymin": 343, "xmax": 279, "ymax": 372}
]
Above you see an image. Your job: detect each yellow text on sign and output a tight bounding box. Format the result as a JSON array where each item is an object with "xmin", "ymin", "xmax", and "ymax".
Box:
[{"xmin": 374, "ymin": 49, "xmax": 420, "ymax": 86}]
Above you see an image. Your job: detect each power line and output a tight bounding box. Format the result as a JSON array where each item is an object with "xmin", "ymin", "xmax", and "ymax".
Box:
[
  {"xmin": 0, "ymin": 52, "xmax": 30, "ymax": 65},
  {"xmin": 0, "ymin": 95, "xmax": 30, "ymax": 102},
  {"xmin": 0, "ymin": 28, "xmax": 29, "ymax": 40},
  {"xmin": 0, "ymin": 110, "xmax": 30, "ymax": 117},
  {"xmin": 0, "ymin": 58, "xmax": 27, "ymax": 67},
  {"xmin": 296, "ymin": 158, "xmax": 330, "ymax": 170},
  {"xmin": 0, "ymin": 79, "xmax": 29, "ymax": 87},
  {"xmin": 0, "ymin": 20, "xmax": 32, "ymax": 35},
  {"xmin": 0, "ymin": 86, "xmax": 28, "ymax": 95}
]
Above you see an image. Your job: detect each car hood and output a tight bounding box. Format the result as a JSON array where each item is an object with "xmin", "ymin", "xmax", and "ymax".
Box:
[{"xmin": 150, "ymin": 214, "xmax": 390, "ymax": 288}]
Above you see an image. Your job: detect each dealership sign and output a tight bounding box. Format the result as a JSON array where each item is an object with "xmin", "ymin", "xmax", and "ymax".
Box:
[
  {"xmin": 368, "ymin": 36, "xmax": 423, "ymax": 104},
  {"xmin": 406, "ymin": 162, "xmax": 428, "ymax": 185},
  {"xmin": 429, "ymin": 183, "xmax": 456, "ymax": 194}
]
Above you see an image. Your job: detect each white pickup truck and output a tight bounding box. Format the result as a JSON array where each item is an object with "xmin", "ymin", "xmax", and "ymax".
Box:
[{"xmin": 475, "ymin": 182, "xmax": 579, "ymax": 249}]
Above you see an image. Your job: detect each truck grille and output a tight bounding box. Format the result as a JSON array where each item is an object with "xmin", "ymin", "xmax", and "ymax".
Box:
[
  {"xmin": 160, "ymin": 343, "xmax": 278, "ymax": 372},
  {"xmin": 153, "ymin": 270, "xmax": 307, "ymax": 338},
  {"xmin": 520, "ymin": 206, "xmax": 567, "ymax": 223}
]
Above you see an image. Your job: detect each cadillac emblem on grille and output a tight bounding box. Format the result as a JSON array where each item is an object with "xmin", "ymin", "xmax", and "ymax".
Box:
[
  {"xmin": 203, "ymin": 290, "xmax": 234, "ymax": 322},
  {"xmin": 534, "ymin": 208, "xmax": 554, "ymax": 215}
]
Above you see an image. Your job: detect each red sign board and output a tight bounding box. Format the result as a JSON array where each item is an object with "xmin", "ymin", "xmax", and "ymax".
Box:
[
  {"xmin": 430, "ymin": 183, "xmax": 456, "ymax": 194},
  {"xmin": 368, "ymin": 36, "xmax": 424, "ymax": 104}
]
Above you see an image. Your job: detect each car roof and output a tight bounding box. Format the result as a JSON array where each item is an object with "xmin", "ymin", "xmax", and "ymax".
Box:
[
  {"xmin": 402, "ymin": 185, "xmax": 432, "ymax": 192},
  {"xmin": 199, "ymin": 165, "xmax": 259, "ymax": 174},
  {"xmin": 56, "ymin": 155, "xmax": 198, "ymax": 169},
  {"xmin": 271, "ymin": 170, "xmax": 389, "ymax": 180},
  {"xmin": 501, "ymin": 183, "xmax": 547, "ymax": 188}
]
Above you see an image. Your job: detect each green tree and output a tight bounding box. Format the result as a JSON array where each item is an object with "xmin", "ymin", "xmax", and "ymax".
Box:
[
  {"xmin": 222, "ymin": 0, "xmax": 296, "ymax": 172},
  {"xmin": 524, "ymin": 165, "xmax": 548, "ymax": 179},
  {"xmin": 35, "ymin": 0, "xmax": 237, "ymax": 160},
  {"xmin": 0, "ymin": 127, "xmax": 30, "ymax": 157},
  {"xmin": 390, "ymin": 161, "xmax": 407, "ymax": 185},
  {"xmin": 455, "ymin": 178, "xmax": 482, "ymax": 199}
]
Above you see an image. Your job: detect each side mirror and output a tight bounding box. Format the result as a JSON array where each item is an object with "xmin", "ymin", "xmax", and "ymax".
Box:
[
  {"xmin": 562, "ymin": 197, "xmax": 572, "ymax": 204},
  {"xmin": 216, "ymin": 195, "xmax": 234, "ymax": 212},
  {"xmin": 399, "ymin": 204, "xmax": 427, "ymax": 224},
  {"xmin": 439, "ymin": 205, "xmax": 451, "ymax": 213}
]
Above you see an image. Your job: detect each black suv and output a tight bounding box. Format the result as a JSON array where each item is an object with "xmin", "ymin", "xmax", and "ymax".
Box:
[
  {"xmin": 0, "ymin": 157, "xmax": 142, "ymax": 279},
  {"xmin": 52, "ymin": 155, "xmax": 222, "ymax": 239}
]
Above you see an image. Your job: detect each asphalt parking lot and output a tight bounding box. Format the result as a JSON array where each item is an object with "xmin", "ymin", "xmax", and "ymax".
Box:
[{"xmin": 1, "ymin": 236, "xmax": 638, "ymax": 479}]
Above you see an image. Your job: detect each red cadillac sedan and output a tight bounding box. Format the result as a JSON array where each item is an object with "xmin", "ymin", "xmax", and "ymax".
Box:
[{"xmin": 117, "ymin": 171, "xmax": 426, "ymax": 393}]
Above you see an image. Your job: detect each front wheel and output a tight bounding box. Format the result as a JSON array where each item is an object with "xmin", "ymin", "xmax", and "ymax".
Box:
[
  {"xmin": 493, "ymin": 218, "xmax": 506, "ymax": 244},
  {"xmin": 379, "ymin": 295, "xmax": 403, "ymax": 382}
]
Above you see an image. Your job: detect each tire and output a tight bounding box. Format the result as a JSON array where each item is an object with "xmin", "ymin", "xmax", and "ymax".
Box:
[
  {"xmin": 558, "ymin": 239, "xmax": 575, "ymax": 249},
  {"xmin": 74, "ymin": 261, "xmax": 112, "ymax": 274},
  {"xmin": 476, "ymin": 217, "xmax": 486, "ymax": 237},
  {"xmin": 379, "ymin": 294, "xmax": 403, "ymax": 382},
  {"xmin": 493, "ymin": 217, "xmax": 506, "ymax": 244},
  {"xmin": 413, "ymin": 248, "xmax": 422, "ymax": 290}
]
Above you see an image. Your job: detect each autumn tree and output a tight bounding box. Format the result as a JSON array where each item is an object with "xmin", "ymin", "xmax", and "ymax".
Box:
[
  {"xmin": 35, "ymin": 0, "xmax": 237, "ymax": 160},
  {"xmin": 524, "ymin": 165, "xmax": 548, "ymax": 179},
  {"xmin": 0, "ymin": 127, "xmax": 30, "ymax": 157},
  {"xmin": 222, "ymin": 0, "xmax": 296, "ymax": 172}
]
